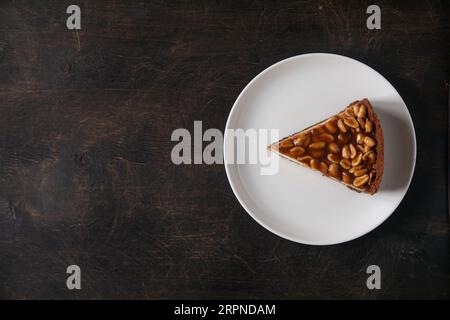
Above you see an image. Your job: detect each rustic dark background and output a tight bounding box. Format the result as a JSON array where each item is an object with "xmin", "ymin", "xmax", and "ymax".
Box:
[{"xmin": 0, "ymin": 0, "xmax": 448, "ymax": 299}]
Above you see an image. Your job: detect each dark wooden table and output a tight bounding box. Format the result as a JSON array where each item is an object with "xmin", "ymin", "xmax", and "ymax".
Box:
[{"xmin": 0, "ymin": 0, "xmax": 448, "ymax": 299}]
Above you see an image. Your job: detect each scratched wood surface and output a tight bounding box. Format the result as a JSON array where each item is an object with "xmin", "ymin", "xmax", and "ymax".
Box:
[{"xmin": 0, "ymin": 0, "xmax": 448, "ymax": 299}]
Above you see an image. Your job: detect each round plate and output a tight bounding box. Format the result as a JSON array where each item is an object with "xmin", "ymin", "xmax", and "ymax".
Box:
[{"xmin": 224, "ymin": 53, "xmax": 416, "ymax": 245}]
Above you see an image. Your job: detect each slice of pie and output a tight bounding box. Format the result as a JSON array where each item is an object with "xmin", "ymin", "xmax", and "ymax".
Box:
[{"xmin": 268, "ymin": 98, "xmax": 384, "ymax": 194}]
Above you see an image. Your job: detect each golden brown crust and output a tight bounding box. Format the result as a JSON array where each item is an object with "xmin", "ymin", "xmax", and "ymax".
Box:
[{"xmin": 361, "ymin": 98, "xmax": 384, "ymax": 194}]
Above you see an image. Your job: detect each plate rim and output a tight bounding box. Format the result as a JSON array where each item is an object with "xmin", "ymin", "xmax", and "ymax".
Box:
[{"xmin": 223, "ymin": 53, "xmax": 417, "ymax": 245}]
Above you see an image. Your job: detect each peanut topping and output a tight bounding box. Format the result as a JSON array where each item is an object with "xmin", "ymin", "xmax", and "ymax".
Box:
[
  {"xmin": 289, "ymin": 146, "xmax": 305, "ymax": 156},
  {"xmin": 309, "ymin": 141, "xmax": 326, "ymax": 149},
  {"xmin": 328, "ymin": 142, "xmax": 340, "ymax": 153}
]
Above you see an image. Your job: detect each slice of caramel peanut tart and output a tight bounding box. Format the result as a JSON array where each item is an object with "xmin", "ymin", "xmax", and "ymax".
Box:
[{"xmin": 268, "ymin": 98, "xmax": 384, "ymax": 194}]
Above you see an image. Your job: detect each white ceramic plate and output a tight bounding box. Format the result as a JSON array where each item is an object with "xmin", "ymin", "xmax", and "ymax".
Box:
[{"xmin": 224, "ymin": 53, "xmax": 416, "ymax": 245}]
